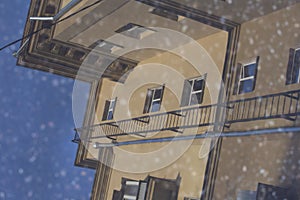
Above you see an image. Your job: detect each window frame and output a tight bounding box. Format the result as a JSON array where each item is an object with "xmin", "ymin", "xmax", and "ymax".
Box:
[
  {"xmin": 89, "ymin": 40, "xmax": 123, "ymax": 53},
  {"xmin": 180, "ymin": 74, "xmax": 206, "ymax": 107},
  {"xmin": 234, "ymin": 56, "xmax": 259, "ymax": 95},
  {"xmin": 188, "ymin": 76, "xmax": 206, "ymax": 106},
  {"xmin": 286, "ymin": 48, "xmax": 300, "ymax": 85},
  {"xmin": 102, "ymin": 98, "xmax": 116, "ymax": 121},
  {"xmin": 143, "ymin": 85, "xmax": 165, "ymax": 114},
  {"xmin": 115, "ymin": 23, "xmax": 156, "ymax": 40}
]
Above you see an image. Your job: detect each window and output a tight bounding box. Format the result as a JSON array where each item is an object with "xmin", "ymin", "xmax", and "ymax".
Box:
[
  {"xmin": 143, "ymin": 86, "xmax": 164, "ymax": 113},
  {"xmin": 102, "ymin": 98, "xmax": 116, "ymax": 121},
  {"xmin": 256, "ymin": 183, "xmax": 289, "ymax": 200},
  {"xmin": 150, "ymin": 8, "xmax": 185, "ymax": 22},
  {"xmin": 234, "ymin": 57, "xmax": 259, "ymax": 95},
  {"xmin": 123, "ymin": 180, "xmax": 139, "ymax": 200},
  {"xmin": 286, "ymin": 48, "xmax": 300, "ymax": 85},
  {"xmin": 181, "ymin": 75, "xmax": 206, "ymax": 107},
  {"xmin": 89, "ymin": 40, "xmax": 123, "ymax": 53},
  {"xmin": 115, "ymin": 23, "xmax": 155, "ymax": 40}
]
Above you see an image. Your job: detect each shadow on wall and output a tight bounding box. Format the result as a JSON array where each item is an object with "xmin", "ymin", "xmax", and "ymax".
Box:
[
  {"xmin": 213, "ymin": 131, "xmax": 300, "ymax": 200},
  {"xmin": 276, "ymin": 131, "xmax": 300, "ymax": 199},
  {"xmin": 237, "ymin": 182, "xmax": 298, "ymax": 200}
]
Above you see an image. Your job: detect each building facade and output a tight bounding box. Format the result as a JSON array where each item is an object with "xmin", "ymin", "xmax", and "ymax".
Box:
[{"xmin": 18, "ymin": 0, "xmax": 300, "ymax": 199}]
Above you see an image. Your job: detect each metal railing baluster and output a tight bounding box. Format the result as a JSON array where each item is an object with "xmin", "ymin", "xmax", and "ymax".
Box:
[
  {"xmin": 81, "ymin": 89, "xmax": 300, "ymax": 140},
  {"xmin": 288, "ymin": 92, "xmax": 293, "ymax": 115},
  {"xmin": 264, "ymin": 97, "xmax": 268, "ymax": 117},
  {"xmin": 270, "ymin": 96, "xmax": 275, "ymax": 116},
  {"xmin": 282, "ymin": 95, "xmax": 286, "ymax": 115}
]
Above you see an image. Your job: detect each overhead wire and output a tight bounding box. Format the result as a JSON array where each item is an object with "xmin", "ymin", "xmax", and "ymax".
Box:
[{"xmin": 0, "ymin": 0, "xmax": 103, "ymax": 52}]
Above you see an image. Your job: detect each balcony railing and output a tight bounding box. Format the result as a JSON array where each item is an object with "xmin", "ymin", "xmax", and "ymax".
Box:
[
  {"xmin": 77, "ymin": 104, "xmax": 217, "ymax": 139},
  {"xmin": 226, "ymin": 89, "xmax": 300, "ymax": 124},
  {"xmin": 74, "ymin": 89, "xmax": 300, "ymax": 141}
]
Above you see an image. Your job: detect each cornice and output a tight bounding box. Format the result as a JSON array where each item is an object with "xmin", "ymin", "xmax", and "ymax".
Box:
[{"xmin": 17, "ymin": 0, "xmax": 137, "ymax": 82}]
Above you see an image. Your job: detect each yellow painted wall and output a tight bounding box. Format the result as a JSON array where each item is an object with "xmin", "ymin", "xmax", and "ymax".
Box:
[
  {"xmin": 89, "ymin": 30, "xmax": 228, "ymax": 199},
  {"xmin": 227, "ymin": 3, "xmax": 300, "ymax": 132}
]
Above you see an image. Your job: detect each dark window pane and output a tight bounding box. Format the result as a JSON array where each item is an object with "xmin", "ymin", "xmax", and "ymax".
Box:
[
  {"xmin": 293, "ymin": 50, "xmax": 300, "ymax": 83},
  {"xmin": 151, "ymin": 101, "xmax": 161, "ymax": 112},
  {"xmin": 107, "ymin": 111, "xmax": 113, "ymax": 120},
  {"xmin": 190, "ymin": 93, "xmax": 202, "ymax": 105},
  {"xmin": 243, "ymin": 63, "xmax": 256, "ymax": 77},
  {"xmin": 102, "ymin": 100, "xmax": 110, "ymax": 121},
  {"xmin": 292, "ymin": 65, "xmax": 300, "ymax": 84},
  {"xmin": 154, "ymin": 89, "xmax": 162, "ymax": 99},
  {"xmin": 295, "ymin": 49, "xmax": 300, "ymax": 60},
  {"xmin": 193, "ymin": 79, "xmax": 203, "ymax": 91},
  {"xmin": 124, "ymin": 185, "xmax": 139, "ymax": 196},
  {"xmin": 239, "ymin": 79, "xmax": 254, "ymax": 94},
  {"xmin": 286, "ymin": 49, "xmax": 296, "ymax": 85}
]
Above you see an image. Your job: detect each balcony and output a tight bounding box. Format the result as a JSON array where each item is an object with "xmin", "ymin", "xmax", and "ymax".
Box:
[{"xmin": 74, "ymin": 89, "xmax": 300, "ymax": 141}]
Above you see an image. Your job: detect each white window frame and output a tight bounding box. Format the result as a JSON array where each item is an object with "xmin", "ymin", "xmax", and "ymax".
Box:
[
  {"xmin": 188, "ymin": 77, "xmax": 205, "ymax": 106},
  {"xmin": 125, "ymin": 181, "xmax": 139, "ymax": 186},
  {"xmin": 116, "ymin": 23, "xmax": 155, "ymax": 40},
  {"xmin": 123, "ymin": 195, "xmax": 137, "ymax": 200},
  {"xmin": 237, "ymin": 60, "xmax": 257, "ymax": 94},
  {"xmin": 106, "ymin": 98, "xmax": 116, "ymax": 120},
  {"xmin": 149, "ymin": 86, "xmax": 163, "ymax": 113},
  {"xmin": 97, "ymin": 40, "xmax": 123, "ymax": 53}
]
